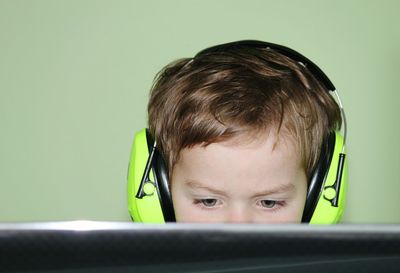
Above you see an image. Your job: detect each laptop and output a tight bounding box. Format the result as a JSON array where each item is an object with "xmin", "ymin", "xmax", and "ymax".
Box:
[{"xmin": 0, "ymin": 221, "xmax": 399, "ymax": 273}]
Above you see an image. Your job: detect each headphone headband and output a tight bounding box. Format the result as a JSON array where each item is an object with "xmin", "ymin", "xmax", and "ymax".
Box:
[{"xmin": 194, "ymin": 40, "xmax": 335, "ymax": 92}]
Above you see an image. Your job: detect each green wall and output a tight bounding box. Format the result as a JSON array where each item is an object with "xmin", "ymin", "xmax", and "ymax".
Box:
[{"xmin": 1, "ymin": 0, "xmax": 399, "ymax": 223}]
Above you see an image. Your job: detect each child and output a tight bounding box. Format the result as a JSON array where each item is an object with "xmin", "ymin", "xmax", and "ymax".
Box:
[{"xmin": 128, "ymin": 40, "xmax": 347, "ymax": 224}]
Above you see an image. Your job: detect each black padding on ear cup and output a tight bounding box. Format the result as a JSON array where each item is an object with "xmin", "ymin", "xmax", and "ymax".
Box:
[
  {"xmin": 145, "ymin": 130, "xmax": 176, "ymax": 222},
  {"xmin": 153, "ymin": 150, "xmax": 176, "ymax": 222},
  {"xmin": 301, "ymin": 132, "xmax": 336, "ymax": 222}
]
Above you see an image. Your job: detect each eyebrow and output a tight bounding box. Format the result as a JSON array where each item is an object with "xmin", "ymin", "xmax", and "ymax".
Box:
[
  {"xmin": 184, "ymin": 180, "xmax": 295, "ymax": 197},
  {"xmin": 252, "ymin": 183, "xmax": 295, "ymax": 197},
  {"xmin": 185, "ymin": 180, "xmax": 227, "ymax": 196}
]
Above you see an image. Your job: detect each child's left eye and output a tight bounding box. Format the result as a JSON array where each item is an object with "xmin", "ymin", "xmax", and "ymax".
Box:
[
  {"xmin": 258, "ymin": 200, "xmax": 285, "ymax": 210},
  {"xmin": 201, "ymin": 198, "xmax": 217, "ymax": 207},
  {"xmin": 260, "ymin": 200, "xmax": 277, "ymax": 208}
]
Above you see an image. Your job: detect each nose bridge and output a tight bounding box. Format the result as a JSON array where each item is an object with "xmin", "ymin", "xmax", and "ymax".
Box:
[{"xmin": 226, "ymin": 204, "xmax": 252, "ymax": 223}]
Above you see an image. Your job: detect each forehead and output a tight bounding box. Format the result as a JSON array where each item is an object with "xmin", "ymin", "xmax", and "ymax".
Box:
[
  {"xmin": 173, "ymin": 131, "xmax": 304, "ymax": 191},
  {"xmin": 197, "ymin": 128, "xmax": 301, "ymax": 166},
  {"xmin": 213, "ymin": 129, "xmax": 293, "ymax": 150},
  {"xmin": 192, "ymin": 131, "xmax": 298, "ymax": 163}
]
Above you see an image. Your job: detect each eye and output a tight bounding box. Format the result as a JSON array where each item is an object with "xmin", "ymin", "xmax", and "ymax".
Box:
[
  {"xmin": 193, "ymin": 197, "xmax": 222, "ymax": 210},
  {"xmin": 201, "ymin": 198, "xmax": 218, "ymax": 207},
  {"xmin": 260, "ymin": 200, "xmax": 277, "ymax": 208}
]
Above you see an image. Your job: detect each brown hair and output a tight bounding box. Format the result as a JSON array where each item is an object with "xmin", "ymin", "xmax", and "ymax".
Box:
[{"xmin": 148, "ymin": 46, "xmax": 341, "ymax": 180}]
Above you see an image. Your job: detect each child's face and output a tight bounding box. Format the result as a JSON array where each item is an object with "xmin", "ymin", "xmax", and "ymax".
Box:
[{"xmin": 170, "ymin": 132, "xmax": 307, "ymax": 223}]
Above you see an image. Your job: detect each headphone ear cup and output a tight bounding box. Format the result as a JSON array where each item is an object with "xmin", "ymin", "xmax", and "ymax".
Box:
[
  {"xmin": 303, "ymin": 131, "xmax": 348, "ymax": 224},
  {"xmin": 127, "ymin": 129, "xmax": 168, "ymax": 223}
]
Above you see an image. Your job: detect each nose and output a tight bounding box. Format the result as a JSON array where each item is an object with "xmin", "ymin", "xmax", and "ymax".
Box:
[{"xmin": 225, "ymin": 207, "xmax": 252, "ymax": 223}]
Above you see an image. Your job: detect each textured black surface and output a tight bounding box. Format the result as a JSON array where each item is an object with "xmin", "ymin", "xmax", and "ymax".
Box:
[{"xmin": 0, "ymin": 223, "xmax": 399, "ymax": 273}]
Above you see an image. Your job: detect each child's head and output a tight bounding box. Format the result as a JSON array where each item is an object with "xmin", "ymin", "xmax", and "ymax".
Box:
[{"xmin": 145, "ymin": 41, "xmax": 342, "ymax": 223}]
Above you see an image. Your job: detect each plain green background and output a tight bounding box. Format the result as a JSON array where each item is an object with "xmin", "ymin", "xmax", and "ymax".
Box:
[{"xmin": 0, "ymin": 0, "xmax": 399, "ymax": 223}]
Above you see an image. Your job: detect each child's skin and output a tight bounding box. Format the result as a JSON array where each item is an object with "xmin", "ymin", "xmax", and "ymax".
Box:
[{"xmin": 171, "ymin": 131, "xmax": 308, "ymax": 223}]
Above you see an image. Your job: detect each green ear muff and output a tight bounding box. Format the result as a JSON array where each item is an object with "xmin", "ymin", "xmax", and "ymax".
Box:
[
  {"xmin": 127, "ymin": 129, "xmax": 175, "ymax": 223},
  {"xmin": 127, "ymin": 130, "xmax": 348, "ymax": 224},
  {"xmin": 127, "ymin": 129, "xmax": 165, "ymax": 223},
  {"xmin": 309, "ymin": 132, "xmax": 348, "ymax": 224}
]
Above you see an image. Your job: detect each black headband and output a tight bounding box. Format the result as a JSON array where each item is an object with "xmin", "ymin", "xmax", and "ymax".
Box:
[{"xmin": 194, "ymin": 40, "xmax": 335, "ymax": 92}]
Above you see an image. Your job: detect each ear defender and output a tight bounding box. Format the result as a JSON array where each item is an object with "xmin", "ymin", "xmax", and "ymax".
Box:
[
  {"xmin": 127, "ymin": 40, "xmax": 348, "ymax": 224},
  {"xmin": 127, "ymin": 129, "xmax": 175, "ymax": 223},
  {"xmin": 127, "ymin": 129, "xmax": 347, "ymax": 224},
  {"xmin": 302, "ymin": 131, "xmax": 348, "ymax": 224}
]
